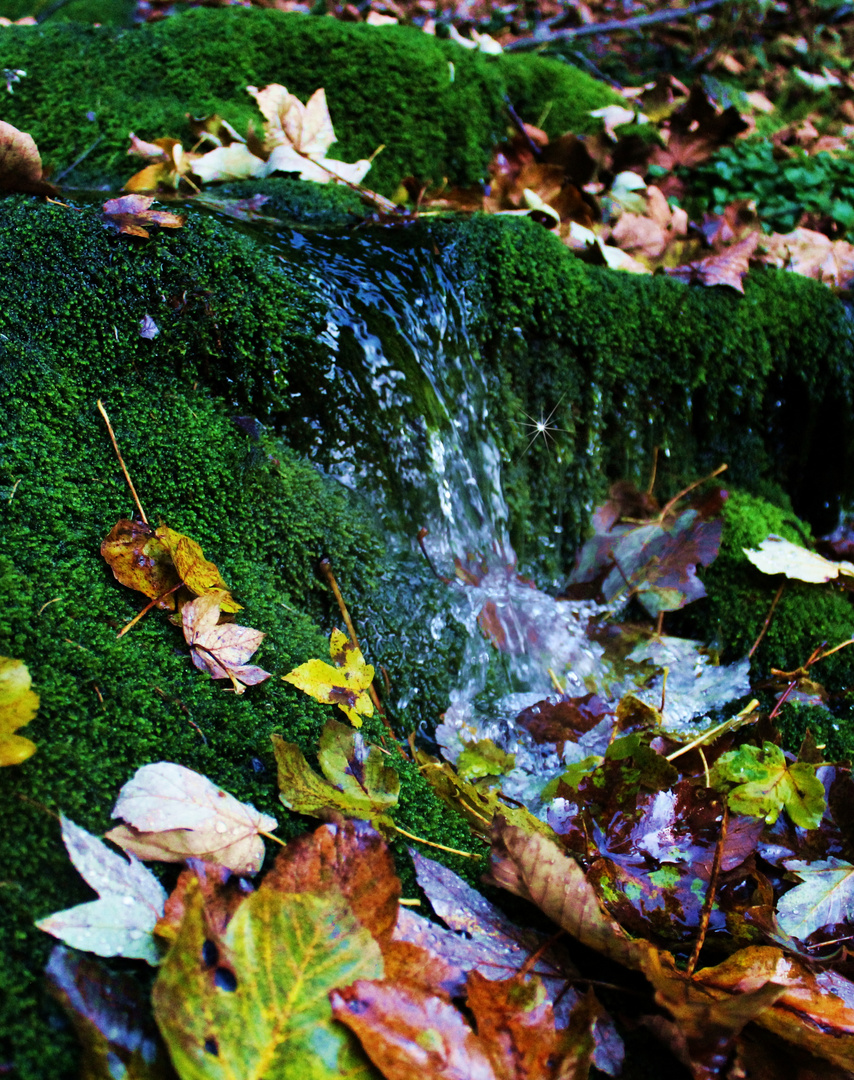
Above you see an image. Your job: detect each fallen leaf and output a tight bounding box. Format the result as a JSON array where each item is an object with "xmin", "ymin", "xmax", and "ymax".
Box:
[
  {"xmin": 100, "ymin": 518, "xmax": 182, "ymax": 608},
  {"xmin": 283, "ymin": 628, "xmax": 374, "ymax": 727},
  {"xmin": 123, "ymin": 137, "xmax": 195, "ymax": 193},
  {"xmin": 0, "ymin": 654, "xmax": 39, "ymax": 766},
  {"xmin": 247, "ymin": 83, "xmax": 372, "ymax": 186},
  {"xmin": 0, "ymin": 120, "xmax": 55, "ymax": 195},
  {"xmin": 154, "ymin": 525, "xmax": 241, "ymax": 611},
  {"xmin": 665, "ymin": 231, "xmax": 759, "ymax": 293},
  {"xmin": 709, "ymin": 742, "xmax": 826, "ymax": 829},
  {"xmin": 743, "ymin": 534, "xmax": 854, "ymax": 583},
  {"xmin": 102, "ymin": 194, "xmax": 186, "ymax": 239},
  {"xmin": 272, "ymin": 718, "xmax": 399, "ymax": 829},
  {"xmin": 260, "ymin": 819, "xmax": 401, "ymax": 949},
  {"xmin": 466, "ymin": 970, "xmax": 559, "ymax": 1080},
  {"xmin": 330, "ymin": 979, "xmax": 499, "ymax": 1080},
  {"xmin": 760, "ymin": 228, "xmax": 854, "ymax": 290},
  {"xmin": 36, "ymin": 816, "xmax": 166, "ymax": 964},
  {"xmin": 776, "ymin": 857, "xmax": 854, "ymax": 942},
  {"xmin": 154, "ymin": 858, "xmax": 248, "ymax": 944},
  {"xmin": 45, "ymin": 945, "xmax": 174, "ymax": 1080},
  {"xmin": 105, "ymin": 761, "xmax": 278, "ymax": 876},
  {"xmin": 191, "ymin": 143, "xmax": 267, "ymax": 184},
  {"xmin": 139, "ymin": 314, "xmax": 159, "ymax": 339},
  {"xmin": 181, "ymin": 591, "xmax": 269, "ymax": 694},
  {"xmin": 153, "ymin": 878, "xmax": 381, "ymax": 1078}
]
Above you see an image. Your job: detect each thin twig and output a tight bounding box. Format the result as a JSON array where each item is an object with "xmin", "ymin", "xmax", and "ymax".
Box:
[
  {"xmin": 55, "ymin": 136, "xmax": 103, "ymax": 183},
  {"xmin": 658, "ymin": 463, "xmax": 727, "ymax": 522},
  {"xmin": 390, "ymin": 823, "xmax": 483, "ymax": 859},
  {"xmin": 748, "ymin": 582, "xmax": 785, "ymax": 658},
  {"xmin": 505, "ymin": 0, "xmax": 731, "ymax": 51},
  {"xmin": 117, "ymin": 582, "xmax": 183, "ymax": 638},
  {"xmin": 259, "ymin": 830, "xmax": 287, "ymax": 847},
  {"xmin": 686, "ymin": 803, "xmax": 727, "ymax": 976},
  {"xmin": 97, "ymin": 400, "xmax": 148, "ymax": 523}
]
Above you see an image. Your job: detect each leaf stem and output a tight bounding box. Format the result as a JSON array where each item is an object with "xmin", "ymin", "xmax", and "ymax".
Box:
[
  {"xmin": 97, "ymin": 399, "xmax": 148, "ymax": 523},
  {"xmin": 117, "ymin": 582, "xmax": 183, "ymax": 637},
  {"xmin": 259, "ymin": 830, "xmax": 287, "ymax": 847},
  {"xmin": 389, "ymin": 823, "xmax": 482, "ymax": 859},
  {"xmin": 686, "ymin": 803, "xmax": 727, "ymax": 976}
]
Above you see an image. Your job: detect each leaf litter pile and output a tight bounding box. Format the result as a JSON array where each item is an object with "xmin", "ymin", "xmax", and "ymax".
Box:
[{"xmin": 17, "ymin": 402, "xmax": 854, "ymax": 1079}]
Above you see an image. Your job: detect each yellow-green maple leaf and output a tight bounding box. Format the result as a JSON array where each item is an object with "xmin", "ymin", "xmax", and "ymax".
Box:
[
  {"xmin": 0, "ymin": 656, "xmax": 39, "ymax": 766},
  {"xmin": 282, "ymin": 629, "xmax": 374, "ymax": 727}
]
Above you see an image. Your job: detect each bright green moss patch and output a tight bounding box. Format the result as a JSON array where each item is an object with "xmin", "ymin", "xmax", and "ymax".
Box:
[{"xmin": 0, "ymin": 7, "xmax": 618, "ymax": 194}]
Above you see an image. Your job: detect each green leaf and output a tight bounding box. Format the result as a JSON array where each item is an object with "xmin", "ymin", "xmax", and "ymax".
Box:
[
  {"xmin": 153, "ymin": 880, "xmax": 383, "ymax": 1079},
  {"xmin": 776, "ymin": 857, "xmax": 854, "ymax": 942},
  {"xmin": 457, "ymin": 738, "xmax": 516, "ymax": 783},
  {"xmin": 271, "ymin": 719, "xmax": 399, "ymax": 830},
  {"xmin": 709, "ymin": 742, "xmax": 826, "ymax": 829}
]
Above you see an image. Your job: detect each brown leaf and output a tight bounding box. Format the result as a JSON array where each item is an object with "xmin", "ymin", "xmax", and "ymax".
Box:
[
  {"xmin": 466, "ymin": 971, "xmax": 558, "ymax": 1080},
  {"xmin": 102, "ymin": 194, "xmax": 185, "ymax": 238},
  {"xmin": 155, "ymin": 859, "xmax": 248, "ymax": 944},
  {"xmin": 0, "ymin": 120, "xmax": 55, "ymax": 195},
  {"xmin": 665, "ymin": 231, "xmax": 759, "ymax": 294},
  {"xmin": 259, "ymin": 819, "xmax": 400, "ymax": 949},
  {"xmin": 101, "ymin": 518, "xmax": 182, "ymax": 609},
  {"xmin": 181, "ymin": 592, "xmax": 270, "ymax": 693},
  {"xmin": 759, "ymin": 228, "xmax": 854, "ymax": 290},
  {"xmin": 485, "ymin": 821, "xmax": 657, "ymax": 972},
  {"xmin": 330, "ymin": 979, "xmax": 499, "ymax": 1080}
]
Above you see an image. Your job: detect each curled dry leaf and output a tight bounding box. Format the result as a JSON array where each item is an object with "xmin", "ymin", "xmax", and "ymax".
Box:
[
  {"xmin": 665, "ymin": 231, "xmax": 759, "ymax": 294},
  {"xmin": 123, "ymin": 137, "xmax": 195, "ymax": 192},
  {"xmin": 105, "ymin": 761, "xmax": 279, "ymax": 876},
  {"xmin": 743, "ymin": 534, "xmax": 854, "ymax": 584},
  {"xmin": 181, "ymin": 591, "xmax": 269, "ymax": 694},
  {"xmin": 0, "ymin": 654, "xmax": 39, "ymax": 766},
  {"xmin": 102, "ymin": 195, "xmax": 185, "ymax": 239},
  {"xmin": 101, "ymin": 518, "xmax": 182, "ymax": 608},
  {"xmin": 0, "ymin": 120, "xmax": 55, "ymax": 195},
  {"xmin": 36, "ymin": 817, "xmax": 167, "ymax": 964}
]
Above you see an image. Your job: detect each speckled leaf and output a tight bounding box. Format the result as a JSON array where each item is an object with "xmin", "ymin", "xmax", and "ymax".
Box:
[
  {"xmin": 153, "ymin": 880, "xmax": 383, "ymax": 1079},
  {"xmin": 330, "ymin": 979, "xmax": 498, "ymax": 1080},
  {"xmin": 36, "ymin": 817, "xmax": 166, "ymax": 964},
  {"xmin": 106, "ymin": 762, "xmax": 278, "ymax": 876},
  {"xmin": 776, "ymin": 857, "xmax": 854, "ymax": 942},
  {"xmin": 45, "ymin": 945, "xmax": 175, "ymax": 1079},
  {"xmin": 155, "ymin": 526, "xmax": 241, "ymax": 612},
  {"xmin": 181, "ymin": 592, "xmax": 270, "ymax": 694},
  {"xmin": 283, "ymin": 629, "xmax": 374, "ymax": 727},
  {"xmin": 101, "ymin": 519, "xmax": 182, "ymax": 610},
  {"xmin": 0, "ymin": 654, "xmax": 39, "ymax": 766},
  {"xmin": 272, "ymin": 721, "xmax": 399, "ymax": 830},
  {"xmin": 710, "ymin": 742, "xmax": 826, "ymax": 829}
]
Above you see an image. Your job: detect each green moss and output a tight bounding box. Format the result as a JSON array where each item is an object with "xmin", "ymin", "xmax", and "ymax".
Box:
[
  {"xmin": 676, "ymin": 491, "xmax": 854, "ymax": 689},
  {"xmin": 0, "ymin": 195, "xmax": 479, "ymax": 1078},
  {"xmin": 219, "ymin": 175, "xmax": 366, "ymax": 226},
  {"xmin": 426, "ymin": 214, "xmax": 854, "ymax": 579},
  {"xmin": 0, "ymin": 0, "xmax": 134, "ymax": 24},
  {"xmin": 0, "ymin": 8, "xmax": 617, "ymax": 194}
]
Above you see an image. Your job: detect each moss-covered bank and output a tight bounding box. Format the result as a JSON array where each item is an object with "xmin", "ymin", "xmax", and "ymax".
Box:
[{"xmin": 0, "ymin": 6, "xmax": 620, "ymax": 194}]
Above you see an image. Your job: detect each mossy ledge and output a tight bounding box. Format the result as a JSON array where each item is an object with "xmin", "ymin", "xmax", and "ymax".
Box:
[{"xmin": 0, "ymin": 6, "xmax": 621, "ymax": 194}]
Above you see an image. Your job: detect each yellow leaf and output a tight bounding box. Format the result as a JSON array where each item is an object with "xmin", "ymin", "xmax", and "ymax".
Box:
[
  {"xmin": 155, "ymin": 526, "xmax": 241, "ymax": 612},
  {"xmin": 0, "ymin": 656, "xmax": 39, "ymax": 766},
  {"xmin": 283, "ymin": 629, "xmax": 374, "ymax": 727}
]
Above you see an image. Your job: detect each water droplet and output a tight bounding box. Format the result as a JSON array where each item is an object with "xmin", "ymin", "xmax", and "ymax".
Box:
[{"xmin": 214, "ymin": 821, "xmax": 227, "ymax": 834}]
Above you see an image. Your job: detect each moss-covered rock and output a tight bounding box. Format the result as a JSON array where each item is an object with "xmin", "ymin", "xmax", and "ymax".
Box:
[
  {"xmin": 0, "ymin": 6, "xmax": 620, "ymax": 194},
  {"xmin": 0, "ymin": 194, "xmax": 481, "ymax": 1078}
]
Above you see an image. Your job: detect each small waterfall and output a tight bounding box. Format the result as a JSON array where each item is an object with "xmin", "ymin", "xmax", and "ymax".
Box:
[{"xmin": 264, "ymin": 226, "xmax": 612, "ymax": 805}]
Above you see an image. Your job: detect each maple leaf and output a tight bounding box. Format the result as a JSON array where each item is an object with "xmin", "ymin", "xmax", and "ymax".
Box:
[
  {"xmin": 775, "ymin": 857, "xmax": 854, "ymax": 942},
  {"xmin": 100, "ymin": 518, "xmax": 182, "ymax": 608},
  {"xmin": 123, "ymin": 136, "xmax": 196, "ymax": 193},
  {"xmin": 283, "ymin": 628, "xmax": 374, "ymax": 727},
  {"xmin": 155, "ymin": 525, "xmax": 241, "ymax": 611},
  {"xmin": 0, "ymin": 655, "xmax": 39, "ymax": 766},
  {"xmin": 0, "ymin": 120, "xmax": 55, "ymax": 195},
  {"xmin": 272, "ymin": 718, "xmax": 399, "ymax": 830},
  {"xmin": 102, "ymin": 194, "xmax": 185, "ymax": 239},
  {"xmin": 104, "ymin": 762, "xmax": 279, "ymax": 876},
  {"xmin": 36, "ymin": 816, "xmax": 166, "ymax": 964},
  {"xmin": 709, "ymin": 742, "xmax": 826, "ymax": 828},
  {"xmin": 153, "ymin": 879, "xmax": 382, "ymax": 1078},
  {"xmin": 190, "ymin": 143, "xmax": 267, "ymax": 184},
  {"xmin": 665, "ymin": 231, "xmax": 759, "ymax": 294},
  {"xmin": 743, "ymin": 534, "xmax": 854, "ymax": 583},
  {"xmin": 246, "ymin": 83, "xmax": 373, "ymax": 186},
  {"xmin": 760, "ymin": 228, "xmax": 854, "ymax": 290},
  {"xmin": 181, "ymin": 591, "xmax": 270, "ymax": 694}
]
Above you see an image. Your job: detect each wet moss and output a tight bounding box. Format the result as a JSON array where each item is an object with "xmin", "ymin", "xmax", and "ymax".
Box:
[
  {"xmin": 0, "ymin": 7, "xmax": 619, "ymax": 194},
  {"xmin": 427, "ymin": 214, "xmax": 854, "ymax": 579},
  {"xmin": 0, "ymin": 195, "xmax": 476, "ymax": 1078}
]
